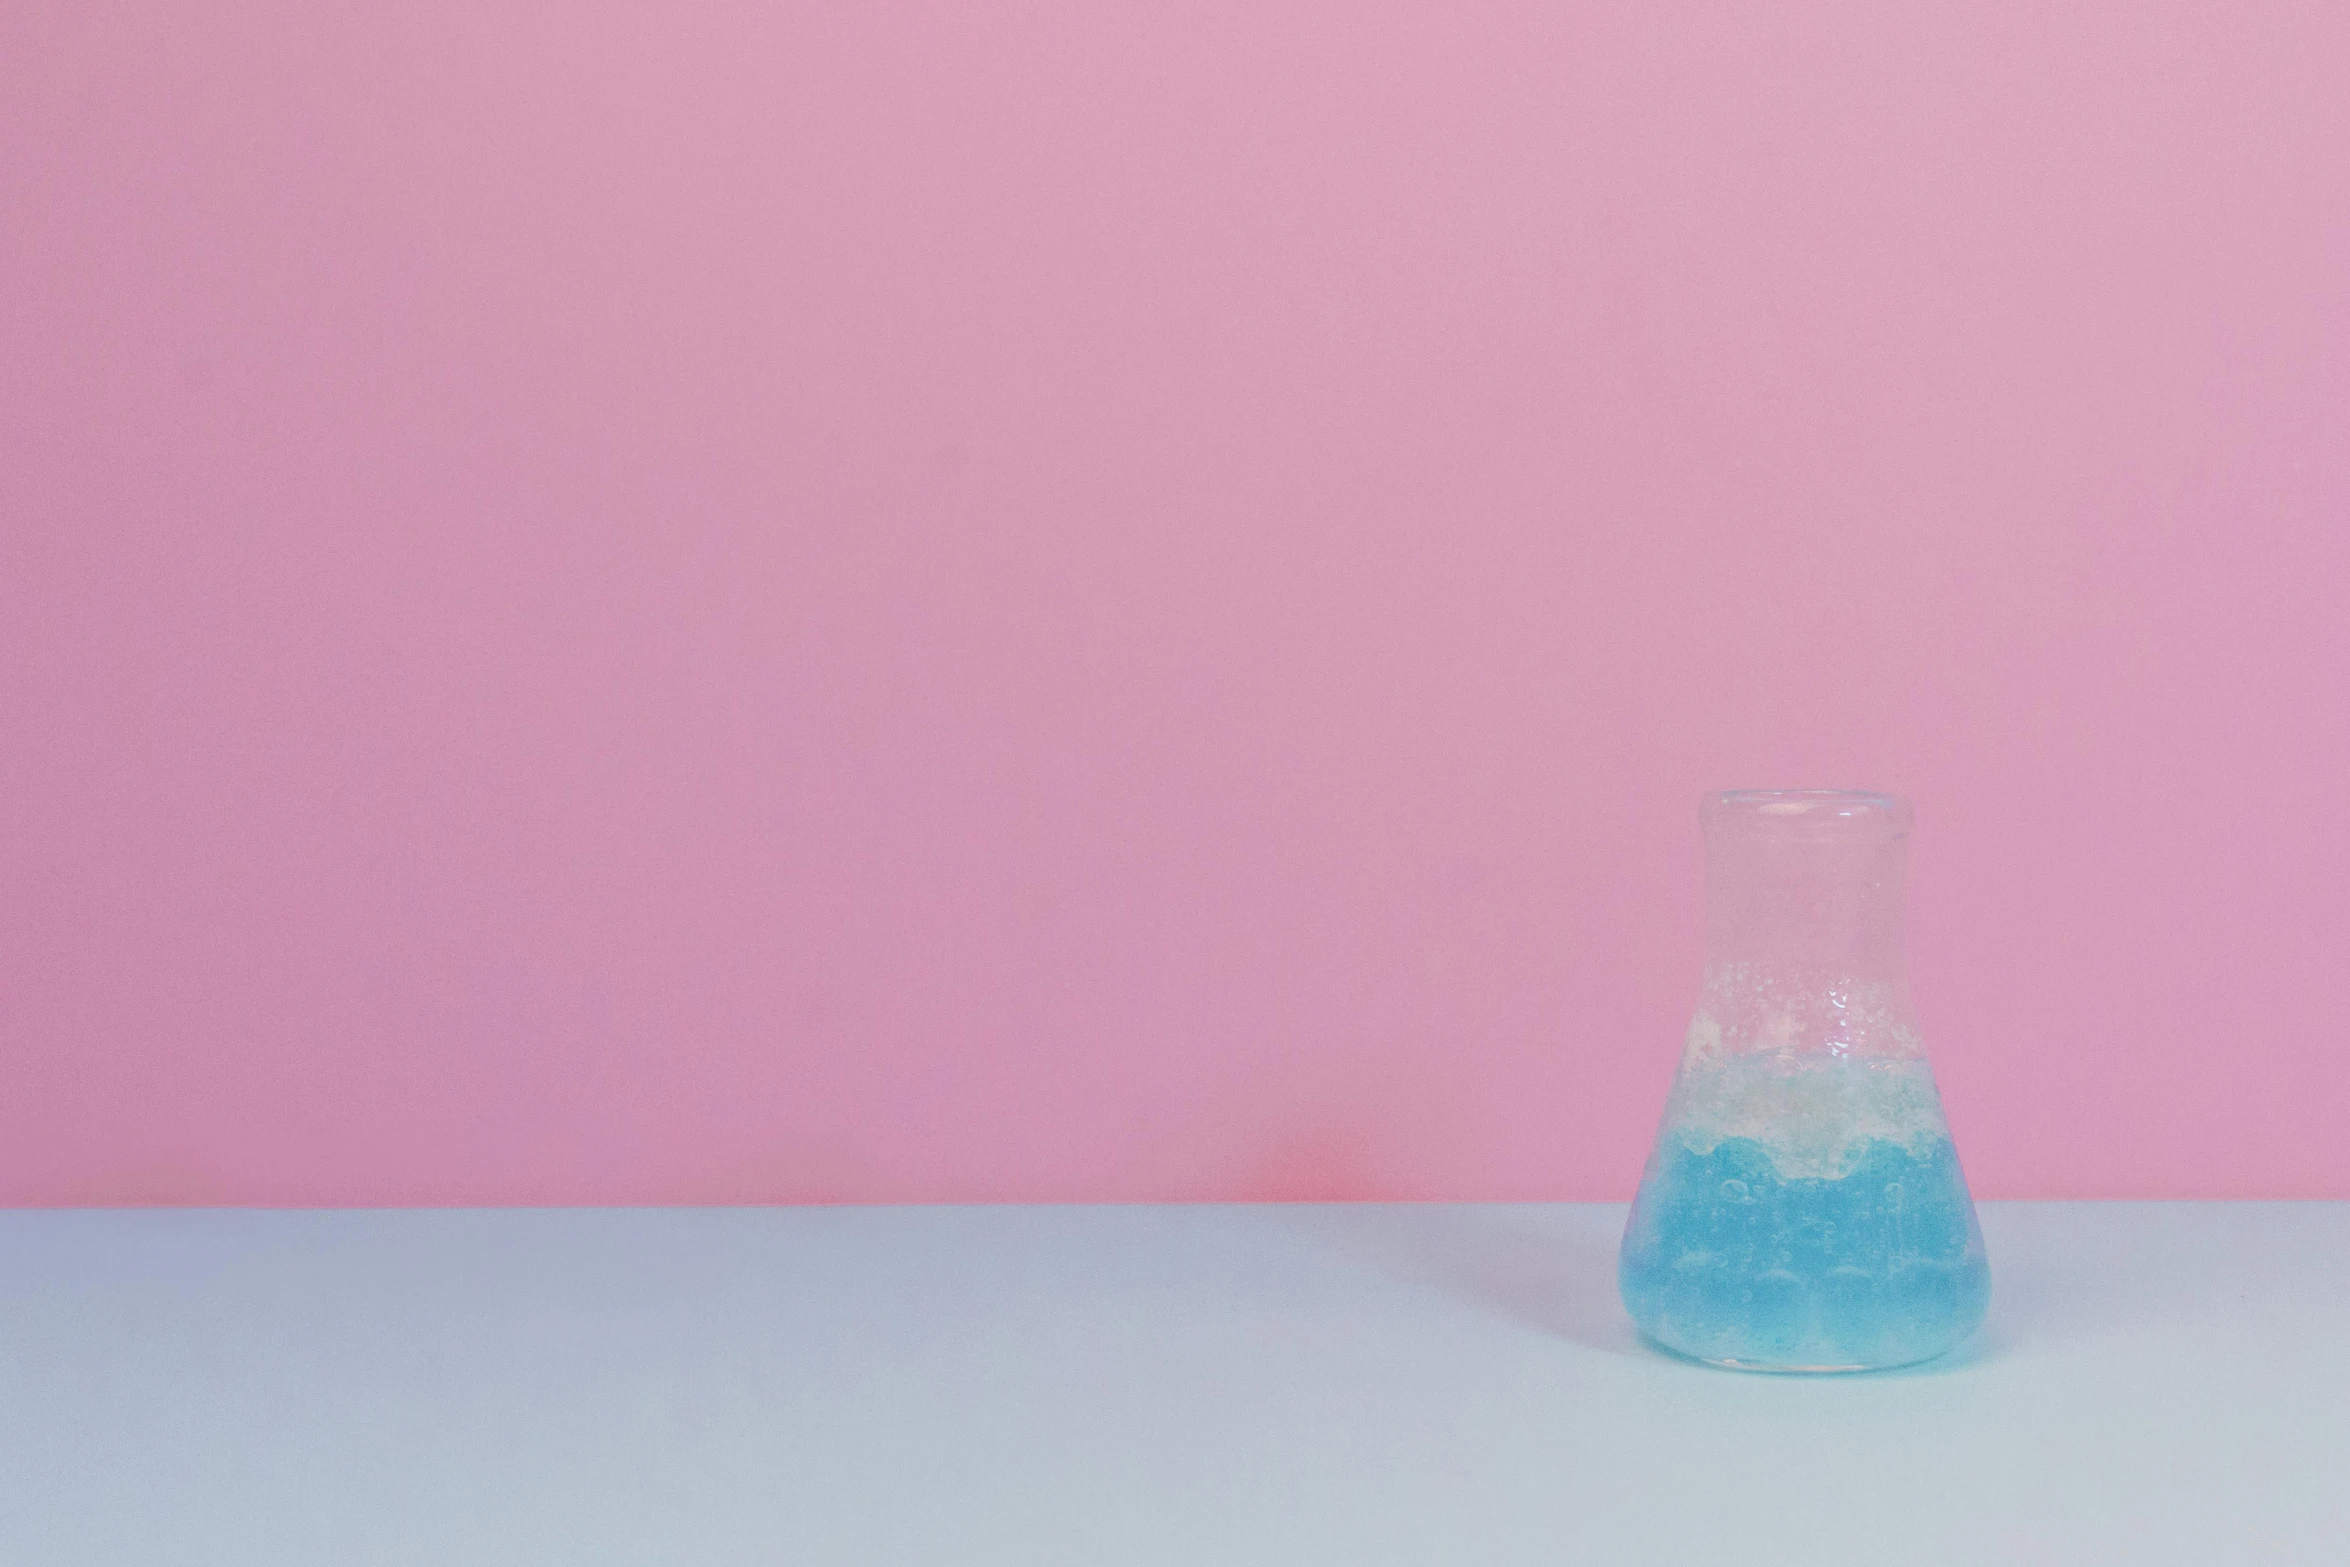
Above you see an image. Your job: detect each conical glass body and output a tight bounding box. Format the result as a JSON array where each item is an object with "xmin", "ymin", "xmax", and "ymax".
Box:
[{"xmin": 1619, "ymin": 790, "xmax": 1989, "ymax": 1372}]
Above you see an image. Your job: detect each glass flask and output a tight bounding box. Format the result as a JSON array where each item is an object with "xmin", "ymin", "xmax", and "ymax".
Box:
[{"xmin": 1619, "ymin": 790, "xmax": 1989, "ymax": 1372}]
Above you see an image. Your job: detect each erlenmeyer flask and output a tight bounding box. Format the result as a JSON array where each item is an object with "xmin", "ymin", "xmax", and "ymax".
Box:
[{"xmin": 1619, "ymin": 790, "xmax": 1989, "ymax": 1372}]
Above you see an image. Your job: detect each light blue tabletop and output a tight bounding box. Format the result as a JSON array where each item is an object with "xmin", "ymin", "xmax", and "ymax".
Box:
[{"xmin": 3, "ymin": 1202, "xmax": 2344, "ymax": 1564}]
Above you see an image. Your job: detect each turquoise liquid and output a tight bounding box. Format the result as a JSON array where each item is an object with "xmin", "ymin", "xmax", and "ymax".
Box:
[{"xmin": 1619, "ymin": 1132, "xmax": 1989, "ymax": 1371}]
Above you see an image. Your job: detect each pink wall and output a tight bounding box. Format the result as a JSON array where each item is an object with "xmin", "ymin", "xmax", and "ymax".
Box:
[{"xmin": 5, "ymin": 3, "xmax": 2347, "ymax": 1206}]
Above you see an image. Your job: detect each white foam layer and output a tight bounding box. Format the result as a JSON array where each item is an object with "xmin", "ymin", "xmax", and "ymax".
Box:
[{"xmin": 1663, "ymin": 1054, "xmax": 1952, "ymax": 1180}]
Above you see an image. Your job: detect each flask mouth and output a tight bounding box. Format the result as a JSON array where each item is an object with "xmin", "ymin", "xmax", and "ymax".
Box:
[{"xmin": 1703, "ymin": 789, "xmax": 1912, "ymax": 838}]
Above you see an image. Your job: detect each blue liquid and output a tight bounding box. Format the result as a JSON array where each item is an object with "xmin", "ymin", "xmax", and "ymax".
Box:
[{"xmin": 1619, "ymin": 1134, "xmax": 1989, "ymax": 1371}]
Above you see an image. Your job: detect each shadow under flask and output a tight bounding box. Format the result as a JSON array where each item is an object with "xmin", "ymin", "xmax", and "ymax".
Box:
[{"xmin": 1619, "ymin": 790, "xmax": 1990, "ymax": 1372}]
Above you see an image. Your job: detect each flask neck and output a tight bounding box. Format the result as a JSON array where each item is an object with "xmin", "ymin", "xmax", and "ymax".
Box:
[
  {"xmin": 1691, "ymin": 791, "xmax": 1919, "ymax": 1060},
  {"xmin": 1704, "ymin": 835, "xmax": 1908, "ymax": 975}
]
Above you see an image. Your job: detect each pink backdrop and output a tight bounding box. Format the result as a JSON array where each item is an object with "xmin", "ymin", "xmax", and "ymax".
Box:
[{"xmin": 6, "ymin": 3, "xmax": 2347, "ymax": 1205}]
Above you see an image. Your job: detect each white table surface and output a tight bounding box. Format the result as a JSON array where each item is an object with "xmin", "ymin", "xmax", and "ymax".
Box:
[{"xmin": 3, "ymin": 1202, "xmax": 2344, "ymax": 1565}]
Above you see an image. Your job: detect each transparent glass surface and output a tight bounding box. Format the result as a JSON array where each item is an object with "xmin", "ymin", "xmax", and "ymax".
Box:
[{"xmin": 1618, "ymin": 790, "xmax": 1990, "ymax": 1372}]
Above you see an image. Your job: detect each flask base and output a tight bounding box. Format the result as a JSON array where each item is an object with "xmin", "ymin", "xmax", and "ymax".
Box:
[{"xmin": 1633, "ymin": 1329, "xmax": 1971, "ymax": 1375}]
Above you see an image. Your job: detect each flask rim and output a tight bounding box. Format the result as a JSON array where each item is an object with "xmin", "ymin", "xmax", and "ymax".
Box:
[{"xmin": 1703, "ymin": 789, "xmax": 1912, "ymax": 835}]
